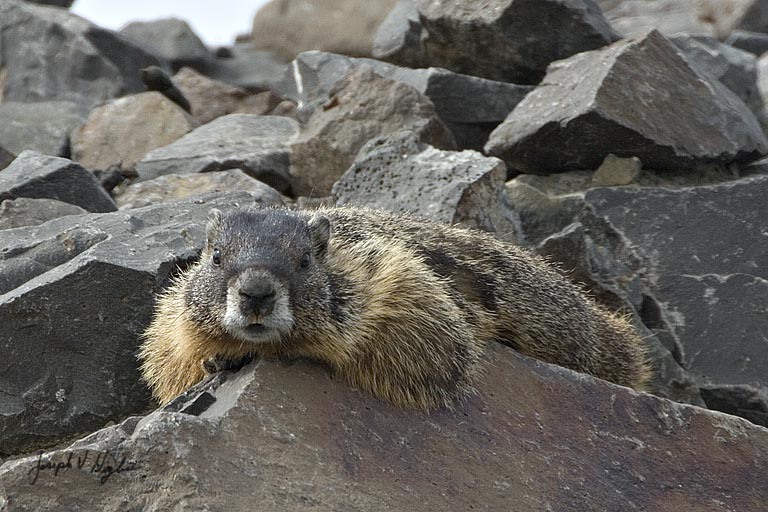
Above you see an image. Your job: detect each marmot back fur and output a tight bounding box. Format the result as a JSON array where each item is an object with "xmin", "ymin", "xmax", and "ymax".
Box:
[{"xmin": 140, "ymin": 206, "xmax": 650, "ymax": 409}]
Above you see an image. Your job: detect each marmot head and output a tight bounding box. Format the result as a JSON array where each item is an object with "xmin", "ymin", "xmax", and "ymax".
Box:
[{"xmin": 185, "ymin": 208, "xmax": 332, "ymax": 344}]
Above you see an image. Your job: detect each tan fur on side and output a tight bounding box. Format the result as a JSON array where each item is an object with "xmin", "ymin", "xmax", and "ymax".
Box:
[{"xmin": 139, "ymin": 206, "xmax": 651, "ymax": 409}]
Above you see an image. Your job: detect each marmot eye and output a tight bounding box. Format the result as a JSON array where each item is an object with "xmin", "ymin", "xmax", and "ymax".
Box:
[
  {"xmin": 212, "ymin": 248, "xmax": 221, "ymax": 265},
  {"xmin": 300, "ymin": 252, "xmax": 311, "ymax": 269}
]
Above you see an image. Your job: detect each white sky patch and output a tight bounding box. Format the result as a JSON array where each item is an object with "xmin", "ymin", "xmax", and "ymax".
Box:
[{"xmin": 71, "ymin": 0, "xmax": 270, "ymax": 46}]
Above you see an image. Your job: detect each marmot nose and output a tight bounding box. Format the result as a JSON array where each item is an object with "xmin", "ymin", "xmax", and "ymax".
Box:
[{"xmin": 238, "ymin": 280, "xmax": 276, "ymax": 316}]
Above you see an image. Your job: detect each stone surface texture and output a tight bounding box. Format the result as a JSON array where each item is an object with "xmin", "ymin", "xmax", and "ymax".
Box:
[
  {"xmin": 0, "ymin": 152, "xmax": 117, "ymax": 213},
  {"xmin": 120, "ymin": 18, "xmax": 210, "ymax": 72},
  {"xmin": 0, "ymin": 198, "xmax": 87, "ymax": 230},
  {"xmin": 333, "ymin": 131, "xmax": 517, "ymax": 241},
  {"xmin": 0, "ymin": 192, "xmax": 282, "ymax": 457},
  {"xmin": 250, "ymin": 0, "xmax": 398, "ymax": 61},
  {"xmin": 408, "ymin": 0, "xmax": 618, "ymax": 84},
  {"xmin": 135, "ymin": 114, "xmax": 300, "ymax": 194},
  {"xmin": 486, "ymin": 30, "xmax": 768, "ymax": 174},
  {"xmin": 0, "ymin": 0, "xmax": 160, "ymax": 109},
  {"xmin": 0, "ymin": 101, "xmax": 86, "ymax": 158},
  {"xmin": 72, "ymin": 92, "xmax": 196, "ymax": 171},
  {"xmin": 1, "ymin": 343, "xmax": 766, "ymax": 511},
  {"xmin": 290, "ymin": 67, "xmax": 455, "ymax": 197},
  {"xmin": 173, "ymin": 67, "xmax": 285, "ymax": 125},
  {"xmin": 115, "ymin": 169, "xmax": 285, "ymax": 209}
]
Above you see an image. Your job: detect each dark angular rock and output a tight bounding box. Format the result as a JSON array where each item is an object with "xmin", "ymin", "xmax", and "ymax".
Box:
[
  {"xmin": 2, "ymin": 343, "xmax": 766, "ymax": 510},
  {"xmin": 0, "ymin": 198, "xmax": 87, "ymax": 230},
  {"xmin": 372, "ymin": 0, "xmax": 426, "ymax": 67},
  {"xmin": 582, "ymin": 175, "xmax": 768, "ymax": 423},
  {"xmin": 204, "ymin": 43, "xmax": 288, "ymax": 92},
  {"xmin": 726, "ymin": 29, "xmax": 768, "ymax": 55},
  {"xmin": 410, "ymin": 0, "xmax": 618, "ymax": 84},
  {"xmin": 289, "ymin": 67, "xmax": 455, "ymax": 197},
  {"xmin": 25, "ymin": 0, "xmax": 74, "ymax": 6},
  {"xmin": 0, "ymin": 147, "xmax": 14, "ymax": 172},
  {"xmin": 0, "ymin": 0, "xmax": 161, "ymax": 109},
  {"xmin": 0, "ymin": 152, "xmax": 117, "ymax": 213},
  {"xmin": 672, "ymin": 35, "xmax": 765, "ymax": 126},
  {"xmin": 120, "ymin": 18, "xmax": 210, "ymax": 72},
  {"xmin": 135, "ymin": 114, "xmax": 299, "ymax": 194},
  {"xmin": 486, "ymin": 30, "xmax": 768, "ymax": 175},
  {"xmin": 0, "ymin": 191, "xmax": 280, "ymax": 457},
  {"xmin": 0, "ymin": 101, "xmax": 86, "ymax": 157},
  {"xmin": 278, "ymin": 51, "xmax": 533, "ymax": 150},
  {"xmin": 333, "ymin": 131, "xmax": 517, "ymax": 242}
]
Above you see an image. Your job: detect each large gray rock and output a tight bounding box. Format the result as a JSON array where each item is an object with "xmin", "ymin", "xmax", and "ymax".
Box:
[
  {"xmin": 204, "ymin": 43, "xmax": 288, "ymax": 93},
  {"xmin": 582, "ymin": 175, "xmax": 768, "ymax": 425},
  {"xmin": 672, "ymin": 35, "xmax": 765, "ymax": 127},
  {"xmin": 1, "ymin": 343, "xmax": 766, "ymax": 510},
  {"xmin": 0, "ymin": 152, "xmax": 117, "ymax": 213},
  {"xmin": 0, "ymin": 198, "xmax": 87, "ymax": 230},
  {"xmin": 120, "ymin": 18, "xmax": 210, "ymax": 72},
  {"xmin": 598, "ymin": 0, "xmax": 768, "ymax": 38},
  {"xmin": 135, "ymin": 114, "xmax": 300, "ymax": 194},
  {"xmin": 399, "ymin": 0, "xmax": 618, "ymax": 84},
  {"xmin": 250, "ymin": 0, "xmax": 398, "ymax": 61},
  {"xmin": 726, "ymin": 29, "xmax": 768, "ymax": 55},
  {"xmin": 0, "ymin": 191, "xmax": 281, "ymax": 457},
  {"xmin": 0, "ymin": 0, "xmax": 161, "ymax": 109},
  {"xmin": 486, "ymin": 30, "xmax": 768, "ymax": 175},
  {"xmin": 333, "ymin": 131, "xmax": 517, "ymax": 242},
  {"xmin": 372, "ymin": 0, "xmax": 425, "ymax": 67},
  {"xmin": 0, "ymin": 101, "xmax": 86, "ymax": 157},
  {"xmin": 290, "ymin": 67, "xmax": 455, "ymax": 197},
  {"xmin": 115, "ymin": 169, "xmax": 285, "ymax": 209},
  {"xmin": 278, "ymin": 51, "xmax": 532, "ymax": 150},
  {"xmin": 71, "ymin": 92, "xmax": 196, "ymax": 171}
]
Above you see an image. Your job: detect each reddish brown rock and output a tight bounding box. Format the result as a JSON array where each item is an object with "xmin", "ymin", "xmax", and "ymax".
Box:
[
  {"xmin": 72, "ymin": 92, "xmax": 196, "ymax": 171},
  {"xmin": 0, "ymin": 343, "xmax": 766, "ymax": 510},
  {"xmin": 290, "ymin": 67, "xmax": 455, "ymax": 197}
]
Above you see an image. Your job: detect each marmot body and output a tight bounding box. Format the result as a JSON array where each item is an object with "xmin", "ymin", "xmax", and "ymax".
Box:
[{"xmin": 140, "ymin": 206, "xmax": 650, "ymax": 409}]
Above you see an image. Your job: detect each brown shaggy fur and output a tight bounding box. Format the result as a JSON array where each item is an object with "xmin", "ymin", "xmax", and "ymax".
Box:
[{"xmin": 139, "ymin": 206, "xmax": 651, "ymax": 409}]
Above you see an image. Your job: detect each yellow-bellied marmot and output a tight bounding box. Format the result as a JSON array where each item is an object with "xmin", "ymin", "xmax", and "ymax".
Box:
[{"xmin": 139, "ymin": 206, "xmax": 650, "ymax": 409}]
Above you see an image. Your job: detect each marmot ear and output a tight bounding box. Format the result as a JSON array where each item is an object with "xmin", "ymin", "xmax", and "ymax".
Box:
[
  {"xmin": 205, "ymin": 208, "xmax": 223, "ymax": 248},
  {"xmin": 308, "ymin": 214, "xmax": 331, "ymax": 259}
]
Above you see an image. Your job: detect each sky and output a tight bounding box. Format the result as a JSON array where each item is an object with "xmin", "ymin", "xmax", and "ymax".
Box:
[{"xmin": 71, "ymin": 0, "xmax": 271, "ymax": 46}]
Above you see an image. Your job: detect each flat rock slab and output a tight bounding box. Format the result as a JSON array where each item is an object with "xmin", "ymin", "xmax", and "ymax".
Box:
[
  {"xmin": 115, "ymin": 169, "xmax": 285, "ymax": 209},
  {"xmin": 135, "ymin": 114, "xmax": 300, "ymax": 194},
  {"xmin": 0, "ymin": 0, "xmax": 159, "ymax": 108},
  {"xmin": 290, "ymin": 67, "xmax": 455, "ymax": 197},
  {"xmin": 72, "ymin": 92, "xmax": 196, "ymax": 171},
  {"xmin": 0, "ymin": 152, "xmax": 117, "ymax": 213},
  {"xmin": 0, "ymin": 191, "xmax": 282, "ymax": 457},
  {"xmin": 412, "ymin": 0, "xmax": 618, "ymax": 84},
  {"xmin": 333, "ymin": 131, "xmax": 516, "ymax": 241},
  {"xmin": 279, "ymin": 51, "xmax": 533, "ymax": 150},
  {"xmin": 486, "ymin": 30, "xmax": 768, "ymax": 174},
  {"xmin": 0, "ymin": 101, "xmax": 86, "ymax": 157},
  {"xmin": 0, "ymin": 198, "xmax": 87, "ymax": 230},
  {"xmin": 583, "ymin": 176, "xmax": 768, "ymax": 394},
  {"xmin": 1, "ymin": 343, "xmax": 766, "ymax": 511}
]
